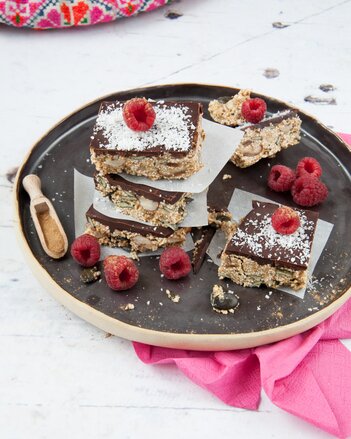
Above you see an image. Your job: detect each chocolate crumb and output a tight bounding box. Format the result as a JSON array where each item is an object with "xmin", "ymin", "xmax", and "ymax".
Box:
[
  {"xmin": 80, "ymin": 266, "xmax": 101, "ymax": 284},
  {"xmin": 210, "ymin": 285, "xmax": 239, "ymax": 314}
]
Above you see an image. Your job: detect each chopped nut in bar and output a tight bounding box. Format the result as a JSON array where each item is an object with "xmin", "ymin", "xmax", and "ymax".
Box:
[
  {"xmin": 85, "ymin": 205, "xmax": 190, "ymax": 258},
  {"xmin": 95, "ymin": 173, "xmax": 192, "ymax": 227},
  {"xmin": 232, "ymin": 110, "xmax": 301, "ymax": 168}
]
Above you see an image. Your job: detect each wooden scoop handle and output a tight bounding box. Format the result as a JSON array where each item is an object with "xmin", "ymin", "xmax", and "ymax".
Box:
[{"xmin": 22, "ymin": 174, "xmax": 44, "ymax": 201}]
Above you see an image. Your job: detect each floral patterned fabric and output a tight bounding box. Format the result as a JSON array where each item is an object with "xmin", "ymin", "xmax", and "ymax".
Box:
[{"xmin": 0, "ymin": 0, "xmax": 170, "ymax": 29}]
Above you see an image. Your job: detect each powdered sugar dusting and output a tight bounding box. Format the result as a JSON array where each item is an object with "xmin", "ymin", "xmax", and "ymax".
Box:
[{"xmin": 93, "ymin": 101, "xmax": 196, "ymax": 152}]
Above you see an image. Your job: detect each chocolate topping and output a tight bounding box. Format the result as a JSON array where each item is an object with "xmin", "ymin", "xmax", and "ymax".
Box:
[
  {"xmin": 225, "ymin": 201, "xmax": 318, "ymax": 270},
  {"xmin": 90, "ymin": 100, "xmax": 203, "ymax": 157},
  {"xmin": 96, "ymin": 173, "xmax": 184, "ymax": 204},
  {"xmin": 86, "ymin": 205, "xmax": 176, "ymax": 238},
  {"xmin": 242, "ymin": 110, "xmax": 298, "ymax": 131},
  {"xmin": 192, "ymin": 226, "xmax": 216, "ymax": 274}
]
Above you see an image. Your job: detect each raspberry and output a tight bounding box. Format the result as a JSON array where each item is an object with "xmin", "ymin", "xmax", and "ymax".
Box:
[
  {"xmin": 271, "ymin": 207, "xmax": 300, "ymax": 235},
  {"xmin": 241, "ymin": 98, "xmax": 267, "ymax": 124},
  {"xmin": 123, "ymin": 98, "xmax": 156, "ymax": 131},
  {"xmin": 296, "ymin": 157, "xmax": 322, "ymax": 179},
  {"xmin": 70, "ymin": 234, "xmax": 100, "ymax": 267},
  {"xmin": 159, "ymin": 247, "xmax": 191, "ymax": 280},
  {"xmin": 291, "ymin": 175, "xmax": 328, "ymax": 207},
  {"xmin": 268, "ymin": 165, "xmax": 295, "ymax": 192},
  {"xmin": 103, "ymin": 255, "xmax": 139, "ymax": 291}
]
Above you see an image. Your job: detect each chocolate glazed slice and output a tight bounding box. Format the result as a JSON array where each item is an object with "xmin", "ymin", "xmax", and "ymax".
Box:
[{"xmin": 192, "ymin": 226, "xmax": 216, "ymax": 274}]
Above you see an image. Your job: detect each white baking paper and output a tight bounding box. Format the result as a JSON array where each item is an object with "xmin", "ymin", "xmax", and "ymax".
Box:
[
  {"xmin": 74, "ymin": 169, "xmax": 195, "ymax": 259},
  {"xmin": 120, "ymin": 118, "xmax": 244, "ymax": 193},
  {"xmin": 207, "ymin": 189, "xmax": 334, "ymax": 298}
]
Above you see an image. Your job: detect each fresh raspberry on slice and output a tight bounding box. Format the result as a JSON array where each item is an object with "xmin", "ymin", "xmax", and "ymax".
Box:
[
  {"xmin": 241, "ymin": 98, "xmax": 267, "ymax": 124},
  {"xmin": 159, "ymin": 247, "xmax": 191, "ymax": 280},
  {"xmin": 71, "ymin": 234, "xmax": 100, "ymax": 267},
  {"xmin": 291, "ymin": 175, "xmax": 328, "ymax": 207},
  {"xmin": 271, "ymin": 207, "xmax": 300, "ymax": 235},
  {"xmin": 103, "ymin": 255, "xmax": 139, "ymax": 291},
  {"xmin": 296, "ymin": 157, "xmax": 322, "ymax": 179},
  {"xmin": 123, "ymin": 98, "xmax": 156, "ymax": 131},
  {"xmin": 268, "ymin": 165, "xmax": 295, "ymax": 192}
]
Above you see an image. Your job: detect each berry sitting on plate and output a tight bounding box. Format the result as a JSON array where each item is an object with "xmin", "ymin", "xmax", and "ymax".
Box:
[
  {"xmin": 159, "ymin": 247, "xmax": 191, "ymax": 280},
  {"xmin": 296, "ymin": 157, "xmax": 322, "ymax": 179},
  {"xmin": 71, "ymin": 234, "xmax": 100, "ymax": 267},
  {"xmin": 291, "ymin": 175, "xmax": 328, "ymax": 207},
  {"xmin": 104, "ymin": 255, "xmax": 139, "ymax": 291},
  {"xmin": 268, "ymin": 165, "xmax": 296, "ymax": 192}
]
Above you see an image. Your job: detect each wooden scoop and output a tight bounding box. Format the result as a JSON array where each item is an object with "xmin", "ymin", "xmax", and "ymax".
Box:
[{"xmin": 22, "ymin": 174, "xmax": 68, "ymax": 259}]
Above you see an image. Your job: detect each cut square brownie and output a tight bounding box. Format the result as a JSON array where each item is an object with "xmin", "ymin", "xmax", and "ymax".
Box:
[
  {"xmin": 218, "ymin": 201, "xmax": 319, "ymax": 290},
  {"xmin": 90, "ymin": 100, "xmax": 204, "ymax": 180}
]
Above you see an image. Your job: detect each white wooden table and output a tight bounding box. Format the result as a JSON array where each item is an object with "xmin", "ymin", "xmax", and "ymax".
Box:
[{"xmin": 1, "ymin": 1, "xmax": 351, "ymax": 437}]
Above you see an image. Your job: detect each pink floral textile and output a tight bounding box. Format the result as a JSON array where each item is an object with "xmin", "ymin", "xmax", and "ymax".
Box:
[{"xmin": 0, "ymin": 0, "xmax": 170, "ymax": 29}]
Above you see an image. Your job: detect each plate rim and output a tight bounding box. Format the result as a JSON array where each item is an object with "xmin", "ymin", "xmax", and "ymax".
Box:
[{"xmin": 14, "ymin": 82, "xmax": 351, "ymax": 351}]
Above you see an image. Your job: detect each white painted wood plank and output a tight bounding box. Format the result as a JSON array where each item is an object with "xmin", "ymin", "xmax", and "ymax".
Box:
[{"xmin": 0, "ymin": 0, "xmax": 350, "ymax": 437}]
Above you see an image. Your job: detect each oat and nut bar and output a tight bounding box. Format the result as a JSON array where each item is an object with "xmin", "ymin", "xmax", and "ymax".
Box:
[
  {"xmin": 94, "ymin": 173, "xmax": 192, "ymax": 227},
  {"xmin": 90, "ymin": 100, "xmax": 204, "ymax": 180},
  {"xmin": 85, "ymin": 205, "xmax": 190, "ymax": 257},
  {"xmin": 218, "ymin": 201, "xmax": 318, "ymax": 290},
  {"xmin": 232, "ymin": 110, "xmax": 301, "ymax": 168}
]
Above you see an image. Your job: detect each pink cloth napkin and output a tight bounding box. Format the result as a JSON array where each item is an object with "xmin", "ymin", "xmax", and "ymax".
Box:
[{"xmin": 134, "ymin": 132, "xmax": 351, "ymax": 439}]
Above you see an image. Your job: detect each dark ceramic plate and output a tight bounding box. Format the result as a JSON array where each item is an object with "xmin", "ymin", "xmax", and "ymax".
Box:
[{"xmin": 15, "ymin": 84, "xmax": 351, "ymax": 350}]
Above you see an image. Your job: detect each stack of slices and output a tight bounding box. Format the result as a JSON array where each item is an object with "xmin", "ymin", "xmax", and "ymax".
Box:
[{"xmin": 85, "ymin": 98, "xmax": 205, "ymax": 257}]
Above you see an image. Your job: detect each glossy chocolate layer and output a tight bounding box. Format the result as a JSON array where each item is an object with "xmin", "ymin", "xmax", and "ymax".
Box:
[
  {"xmin": 242, "ymin": 110, "xmax": 298, "ymax": 131},
  {"xmin": 86, "ymin": 205, "xmax": 176, "ymax": 237},
  {"xmin": 96, "ymin": 173, "xmax": 184, "ymax": 204},
  {"xmin": 90, "ymin": 100, "xmax": 203, "ymax": 157},
  {"xmin": 192, "ymin": 226, "xmax": 216, "ymax": 274},
  {"xmin": 225, "ymin": 201, "xmax": 319, "ymax": 270}
]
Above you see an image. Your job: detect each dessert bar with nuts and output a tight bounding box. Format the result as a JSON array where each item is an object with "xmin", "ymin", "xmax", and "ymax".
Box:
[
  {"xmin": 209, "ymin": 90, "xmax": 301, "ymax": 168},
  {"xmin": 233, "ymin": 110, "xmax": 301, "ymax": 168},
  {"xmin": 208, "ymin": 89, "xmax": 251, "ymax": 126},
  {"xmin": 90, "ymin": 100, "xmax": 204, "ymax": 180},
  {"xmin": 86, "ymin": 205, "xmax": 190, "ymax": 256},
  {"xmin": 218, "ymin": 201, "xmax": 318, "ymax": 290},
  {"xmin": 94, "ymin": 173, "xmax": 192, "ymax": 227}
]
